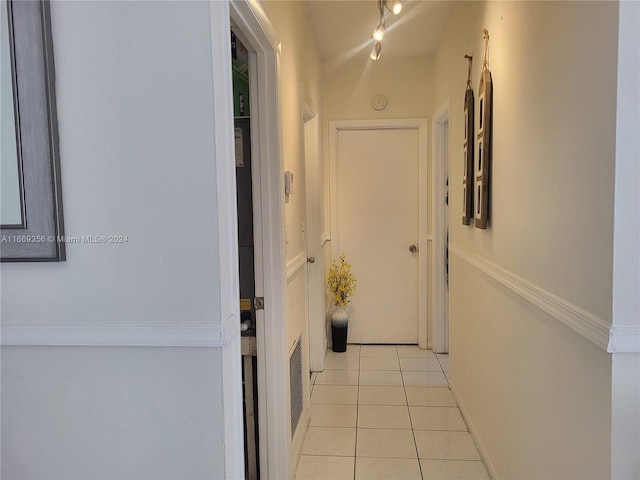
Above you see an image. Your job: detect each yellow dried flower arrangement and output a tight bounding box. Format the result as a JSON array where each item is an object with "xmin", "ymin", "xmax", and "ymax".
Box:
[{"xmin": 327, "ymin": 253, "xmax": 357, "ymax": 307}]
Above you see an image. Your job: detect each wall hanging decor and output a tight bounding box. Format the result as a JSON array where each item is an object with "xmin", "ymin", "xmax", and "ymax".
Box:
[
  {"xmin": 475, "ymin": 29, "xmax": 492, "ymax": 229},
  {"xmin": 462, "ymin": 54, "xmax": 474, "ymax": 225},
  {"xmin": 1, "ymin": 1, "xmax": 66, "ymax": 261}
]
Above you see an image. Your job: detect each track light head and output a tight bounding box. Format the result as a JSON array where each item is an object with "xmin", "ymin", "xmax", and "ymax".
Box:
[
  {"xmin": 370, "ymin": 42, "xmax": 382, "ymax": 61},
  {"xmin": 385, "ymin": 0, "xmax": 402, "ymax": 15},
  {"xmin": 373, "ymin": 20, "xmax": 385, "ymax": 42}
]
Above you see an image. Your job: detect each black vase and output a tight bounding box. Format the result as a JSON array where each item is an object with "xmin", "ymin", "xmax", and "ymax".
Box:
[{"xmin": 331, "ymin": 323, "xmax": 348, "ymax": 352}]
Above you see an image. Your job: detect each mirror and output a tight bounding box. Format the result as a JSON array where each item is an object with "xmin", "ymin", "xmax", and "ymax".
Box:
[{"xmin": 0, "ymin": 0, "xmax": 65, "ymax": 261}]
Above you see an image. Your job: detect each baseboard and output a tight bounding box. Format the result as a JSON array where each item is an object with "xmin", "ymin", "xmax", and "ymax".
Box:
[
  {"xmin": 450, "ymin": 382, "xmax": 499, "ymax": 480},
  {"xmin": 289, "ymin": 407, "xmax": 311, "ymax": 479}
]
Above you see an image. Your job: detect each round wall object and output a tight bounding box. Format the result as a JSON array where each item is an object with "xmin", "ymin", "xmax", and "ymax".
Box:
[{"xmin": 371, "ymin": 94, "xmax": 387, "ymax": 111}]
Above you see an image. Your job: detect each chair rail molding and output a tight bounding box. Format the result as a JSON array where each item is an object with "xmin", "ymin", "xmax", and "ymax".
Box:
[
  {"xmin": 449, "ymin": 243, "xmax": 611, "ymax": 351},
  {"xmin": 1, "ymin": 320, "xmax": 238, "ymax": 347},
  {"xmin": 286, "ymin": 250, "xmax": 307, "ymax": 281}
]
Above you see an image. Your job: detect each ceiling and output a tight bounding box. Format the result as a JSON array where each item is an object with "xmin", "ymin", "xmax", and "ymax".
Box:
[{"xmin": 303, "ymin": 1, "xmax": 454, "ymax": 60}]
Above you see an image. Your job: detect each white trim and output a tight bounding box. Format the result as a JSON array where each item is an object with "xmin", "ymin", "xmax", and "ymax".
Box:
[
  {"xmin": 321, "ymin": 232, "xmax": 331, "ymax": 246},
  {"xmin": 329, "ymin": 123, "xmax": 340, "ymax": 255},
  {"xmin": 286, "ymin": 251, "xmax": 307, "ymax": 281},
  {"xmin": 426, "ymin": 235, "xmax": 435, "ymax": 349},
  {"xmin": 329, "ymin": 118, "xmax": 428, "ymax": 347},
  {"xmin": 450, "ymin": 382, "xmax": 499, "ymax": 480},
  {"xmin": 302, "ymin": 92, "xmax": 316, "ymax": 122},
  {"xmin": 230, "ymin": 2, "xmax": 290, "ymax": 479},
  {"xmin": 230, "ymin": 0, "xmax": 279, "ymax": 53},
  {"xmin": 221, "ymin": 312, "xmax": 242, "ymax": 346},
  {"xmin": 290, "ymin": 411, "xmax": 310, "ymax": 478},
  {"xmin": 211, "ymin": 0, "xmax": 240, "ymax": 350},
  {"xmin": 450, "ymin": 243, "xmax": 611, "ymax": 351},
  {"xmin": 417, "ymin": 119, "xmax": 429, "ymax": 350},
  {"xmin": 611, "ymin": 5, "xmax": 640, "ymax": 478},
  {"xmin": 432, "ymin": 99, "xmax": 450, "ymax": 354},
  {"xmin": 220, "ymin": 334, "xmax": 244, "ymax": 480},
  {"xmin": 303, "ymin": 106, "xmax": 326, "ymax": 373},
  {"xmin": 611, "ymin": 0, "xmax": 640, "ymax": 356},
  {"xmin": 608, "ymin": 326, "xmax": 640, "ymax": 353},
  {"xmin": 1, "ymin": 322, "xmax": 239, "ymax": 347},
  {"xmin": 210, "ymin": 3, "xmax": 245, "ymax": 478},
  {"xmin": 289, "ymin": 332, "xmax": 311, "ymax": 477}
]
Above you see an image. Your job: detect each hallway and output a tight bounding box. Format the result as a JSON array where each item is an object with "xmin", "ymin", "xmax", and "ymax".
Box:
[{"xmin": 295, "ymin": 345, "xmax": 489, "ymax": 480}]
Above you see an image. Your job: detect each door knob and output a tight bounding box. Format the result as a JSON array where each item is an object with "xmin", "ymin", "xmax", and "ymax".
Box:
[
  {"xmin": 307, "ymin": 257, "xmax": 316, "ymax": 263},
  {"xmin": 409, "ymin": 245, "xmax": 418, "ymax": 253}
]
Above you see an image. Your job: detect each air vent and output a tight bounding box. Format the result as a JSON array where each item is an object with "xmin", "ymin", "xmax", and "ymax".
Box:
[{"xmin": 289, "ymin": 337, "xmax": 303, "ymax": 437}]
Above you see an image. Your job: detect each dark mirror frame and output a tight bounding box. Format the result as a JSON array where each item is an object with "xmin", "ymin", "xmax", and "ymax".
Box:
[{"xmin": 1, "ymin": 0, "xmax": 65, "ymax": 261}]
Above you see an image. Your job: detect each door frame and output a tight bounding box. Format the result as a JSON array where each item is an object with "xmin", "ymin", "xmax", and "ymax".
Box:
[
  {"xmin": 229, "ymin": 2, "xmax": 289, "ymax": 479},
  {"xmin": 432, "ymin": 99, "xmax": 450, "ymax": 353},
  {"xmin": 329, "ymin": 119, "xmax": 429, "ymax": 347},
  {"xmin": 210, "ymin": 3, "xmax": 244, "ymax": 479},
  {"xmin": 303, "ymin": 97, "xmax": 326, "ymax": 372}
]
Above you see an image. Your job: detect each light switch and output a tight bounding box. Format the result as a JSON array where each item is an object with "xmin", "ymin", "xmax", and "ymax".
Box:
[{"xmin": 284, "ymin": 171, "xmax": 294, "ymax": 194}]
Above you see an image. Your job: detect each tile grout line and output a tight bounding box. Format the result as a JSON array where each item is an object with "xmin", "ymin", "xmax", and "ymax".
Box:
[
  {"xmin": 398, "ymin": 346, "xmax": 425, "ymax": 480},
  {"xmin": 353, "ymin": 346, "xmax": 361, "ymax": 480},
  {"xmin": 440, "ymin": 352, "xmax": 452, "ymax": 385}
]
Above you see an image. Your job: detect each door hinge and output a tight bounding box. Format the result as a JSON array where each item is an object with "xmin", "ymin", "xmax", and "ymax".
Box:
[{"xmin": 254, "ymin": 297, "xmax": 265, "ymax": 310}]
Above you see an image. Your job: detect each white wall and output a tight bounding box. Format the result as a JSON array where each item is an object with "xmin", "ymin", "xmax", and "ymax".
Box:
[
  {"xmin": 322, "ymin": 56, "xmax": 432, "ymax": 122},
  {"xmin": 256, "ymin": 1, "xmax": 323, "ymax": 473},
  {"xmin": 433, "ymin": 2, "xmax": 618, "ymax": 478},
  {"xmin": 260, "ymin": 1, "xmax": 322, "ymax": 353},
  {"xmin": 449, "ymin": 258, "xmax": 612, "ymax": 479},
  {"xmin": 1, "ymin": 2, "xmax": 230, "ymax": 478},
  {"xmin": 435, "ymin": 1, "xmax": 617, "ymax": 321},
  {"xmin": 1, "ymin": 347, "xmax": 224, "ymax": 479}
]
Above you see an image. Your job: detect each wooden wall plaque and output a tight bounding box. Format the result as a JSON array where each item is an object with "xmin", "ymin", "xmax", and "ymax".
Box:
[
  {"xmin": 475, "ymin": 31, "xmax": 492, "ymax": 229},
  {"xmin": 462, "ymin": 55, "xmax": 474, "ymax": 225}
]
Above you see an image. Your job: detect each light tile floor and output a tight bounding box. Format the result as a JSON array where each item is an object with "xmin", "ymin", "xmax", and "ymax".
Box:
[{"xmin": 295, "ymin": 345, "xmax": 490, "ymax": 480}]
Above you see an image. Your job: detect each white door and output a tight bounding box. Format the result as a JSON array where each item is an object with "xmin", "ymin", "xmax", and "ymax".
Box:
[
  {"xmin": 303, "ymin": 111, "xmax": 326, "ymax": 371},
  {"xmin": 332, "ymin": 122, "xmax": 426, "ymax": 344}
]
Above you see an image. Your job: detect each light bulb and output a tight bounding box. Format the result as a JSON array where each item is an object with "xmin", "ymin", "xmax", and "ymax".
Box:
[
  {"xmin": 373, "ymin": 22, "xmax": 385, "ymax": 42},
  {"xmin": 389, "ymin": 0, "xmax": 402, "ymax": 15},
  {"xmin": 370, "ymin": 42, "xmax": 382, "ymax": 60}
]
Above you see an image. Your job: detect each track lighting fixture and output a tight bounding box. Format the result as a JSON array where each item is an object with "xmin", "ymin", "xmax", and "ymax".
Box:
[
  {"xmin": 369, "ymin": 0, "xmax": 402, "ymax": 61},
  {"xmin": 370, "ymin": 41, "xmax": 382, "ymax": 60}
]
